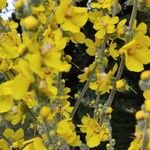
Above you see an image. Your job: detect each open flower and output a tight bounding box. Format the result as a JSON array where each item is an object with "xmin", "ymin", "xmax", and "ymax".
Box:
[
  {"xmin": 57, "ymin": 119, "xmax": 81, "ymax": 146},
  {"xmin": 79, "ymin": 116, "xmax": 110, "ymax": 148},
  {"xmin": 90, "ymin": 64, "xmax": 118, "ymax": 94},
  {"xmin": 90, "ymin": 0, "xmax": 115, "ymax": 10},
  {"xmin": 93, "ymin": 16, "xmax": 119, "ymax": 39},
  {"xmin": 3, "ymin": 128, "xmax": 24, "ymax": 149},
  {"xmin": 0, "ymin": 0, "xmax": 6, "ymax": 10},
  {"xmin": 119, "ymin": 34, "xmax": 150, "ymax": 72},
  {"xmin": 55, "ymin": 0, "xmax": 88, "ymax": 33},
  {"xmin": 23, "ymin": 137, "xmax": 47, "ymax": 150},
  {"xmin": 85, "ymin": 38, "xmax": 101, "ymax": 56}
]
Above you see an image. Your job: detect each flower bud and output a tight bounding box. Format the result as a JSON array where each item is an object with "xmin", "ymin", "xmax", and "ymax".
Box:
[
  {"xmin": 40, "ymin": 106, "xmax": 51, "ymax": 119},
  {"xmin": 135, "ymin": 110, "xmax": 144, "ymax": 120},
  {"xmin": 49, "ymin": 130, "xmax": 56, "ymax": 137},
  {"xmin": 116, "ymin": 79, "xmax": 126, "ymax": 91},
  {"xmin": 145, "ymin": 100, "xmax": 150, "ymax": 112},
  {"xmin": 105, "ymin": 107, "xmax": 113, "ymax": 114},
  {"xmin": 22, "ymin": 15, "xmax": 38, "ymax": 31},
  {"xmin": 15, "ymin": 0, "xmax": 24, "ymax": 11},
  {"xmin": 140, "ymin": 70, "xmax": 150, "ymax": 81}
]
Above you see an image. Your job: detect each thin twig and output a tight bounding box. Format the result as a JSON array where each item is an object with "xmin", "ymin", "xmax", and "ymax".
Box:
[
  {"xmin": 104, "ymin": 55, "xmax": 125, "ymax": 107},
  {"xmin": 71, "ymin": 62, "xmax": 98, "ymax": 118},
  {"xmin": 94, "ymin": 93, "xmax": 100, "ymax": 119}
]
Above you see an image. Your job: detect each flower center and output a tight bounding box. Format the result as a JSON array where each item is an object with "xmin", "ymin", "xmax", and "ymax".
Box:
[
  {"xmin": 127, "ymin": 44, "xmax": 140, "ymax": 55},
  {"xmin": 65, "ymin": 8, "xmax": 73, "ymax": 18},
  {"xmin": 94, "ymin": 126, "xmax": 100, "ymax": 134},
  {"xmin": 100, "ymin": 20, "xmax": 108, "ymax": 27}
]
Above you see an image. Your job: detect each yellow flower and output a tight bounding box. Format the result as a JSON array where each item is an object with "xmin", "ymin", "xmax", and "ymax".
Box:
[
  {"xmin": 116, "ymin": 19, "xmax": 127, "ymax": 40},
  {"xmin": 39, "ymin": 74, "xmax": 58, "ymax": 99},
  {"xmin": 116, "ymin": 79, "xmax": 125, "ymax": 90},
  {"xmin": 88, "ymin": 11, "xmax": 102, "ymax": 23},
  {"xmin": 128, "ymin": 138, "xmax": 142, "ymax": 150},
  {"xmin": 136, "ymin": 22, "xmax": 147, "ymax": 35},
  {"xmin": 90, "ymin": 0, "xmax": 115, "ymax": 9},
  {"xmin": 5, "ymin": 104, "xmax": 26, "ymax": 125},
  {"xmin": 78, "ymin": 63, "xmax": 96, "ymax": 83},
  {"xmin": 31, "ymin": 4, "xmax": 45, "ymax": 14},
  {"xmin": 119, "ymin": 34, "xmax": 150, "ymax": 72},
  {"xmin": 144, "ymin": 89, "xmax": 150, "ymax": 99},
  {"xmin": 145, "ymin": 100, "xmax": 150, "ymax": 112},
  {"xmin": 70, "ymin": 32, "xmax": 85, "ymax": 44},
  {"xmin": 4, "ymin": 20, "xmax": 18, "ymax": 30},
  {"xmin": 0, "ymin": 31, "xmax": 21, "ymax": 59},
  {"xmin": 21, "ymin": 16, "xmax": 39, "ymax": 31},
  {"xmin": 94, "ymin": 16, "xmax": 119, "ymax": 39},
  {"xmin": 3, "ymin": 128, "xmax": 24, "ymax": 149},
  {"xmin": 23, "ymin": 91, "xmax": 37, "ymax": 108},
  {"xmin": 109, "ymin": 42, "xmax": 119, "ymax": 60},
  {"xmin": 15, "ymin": 0, "xmax": 24, "ymax": 11},
  {"xmin": 40, "ymin": 106, "xmax": 51, "ymax": 119},
  {"xmin": 0, "ymin": 139, "xmax": 9, "ymax": 150},
  {"xmin": 13, "ymin": 74, "xmax": 32, "ymax": 100},
  {"xmin": 55, "ymin": 0, "xmax": 88, "ymax": 33},
  {"xmin": 128, "ymin": 126, "xmax": 142, "ymax": 150},
  {"xmin": 79, "ymin": 116, "xmax": 110, "ymax": 148},
  {"xmin": 23, "ymin": 137, "xmax": 47, "ymax": 150},
  {"xmin": 57, "ymin": 119, "xmax": 81, "ymax": 146},
  {"xmin": 0, "ymin": 96, "xmax": 13, "ymax": 113},
  {"xmin": 90, "ymin": 64, "xmax": 118, "ymax": 94},
  {"xmin": 0, "ymin": 59, "xmax": 11, "ymax": 72},
  {"xmin": 135, "ymin": 110, "xmax": 144, "ymax": 120},
  {"xmin": 61, "ymin": 101, "xmax": 73, "ymax": 118},
  {"xmin": 43, "ymin": 29, "xmax": 68, "ymax": 52},
  {"xmin": 140, "ymin": 70, "xmax": 150, "ymax": 81},
  {"xmin": 85, "ymin": 38, "xmax": 101, "ymax": 56},
  {"xmin": 25, "ymin": 51, "xmax": 43, "ymax": 78},
  {"xmin": 0, "ymin": 0, "xmax": 6, "ymax": 10},
  {"xmin": 115, "ymin": 79, "xmax": 129, "ymax": 91},
  {"xmin": 44, "ymin": 50, "xmax": 71, "ymax": 72},
  {"xmin": 39, "ymin": 105, "xmax": 57, "ymax": 123},
  {"xmin": 146, "ymin": 0, "xmax": 150, "ymax": 7}
]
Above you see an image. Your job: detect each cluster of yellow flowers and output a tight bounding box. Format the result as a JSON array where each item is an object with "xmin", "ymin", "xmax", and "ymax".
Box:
[{"xmin": 0, "ymin": 0, "xmax": 150, "ymax": 149}]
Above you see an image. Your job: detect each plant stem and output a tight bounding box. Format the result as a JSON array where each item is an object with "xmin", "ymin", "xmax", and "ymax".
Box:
[
  {"xmin": 57, "ymin": 72, "xmax": 62, "ymax": 97},
  {"xmin": 94, "ymin": 36, "xmax": 108, "ymax": 119},
  {"xmin": 43, "ymin": 120, "xmax": 52, "ymax": 145},
  {"xmin": 71, "ymin": 62, "xmax": 98, "ymax": 119},
  {"xmin": 127, "ymin": 0, "xmax": 138, "ymax": 42},
  {"xmin": 100, "ymin": 0, "xmax": 138, "ymax": 123},
  {"xmin": 112, "ymin": 0, "xmax": 118, "ymax": 16},
  {"xmin": 94, "ymin": 93, "xmax": 100, "ymax": 119},
  {"xmin": 128, "ymin": 0, "xmax": 138, "ymax": 33},
  {"xmin": 104, "ymin": 55, "xmax": 125, "ymax": 108},
  {"xmin": 141, "ymin": 119, "xmax": 148, "ymax": 150}
]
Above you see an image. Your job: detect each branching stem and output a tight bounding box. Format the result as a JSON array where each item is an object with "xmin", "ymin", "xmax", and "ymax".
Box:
[
  {"xmin": 100, "ymin": 0, "xmax": 138, "ymax": 123},
  {"xmin": 71, "ymin": 62, "xmax": 98, "ymax": 118}
]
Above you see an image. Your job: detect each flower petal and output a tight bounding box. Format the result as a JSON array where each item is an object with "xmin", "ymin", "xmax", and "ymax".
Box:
[{"xmin": 125, "ymin": 55, "xmax": 144, "ymax": 72}]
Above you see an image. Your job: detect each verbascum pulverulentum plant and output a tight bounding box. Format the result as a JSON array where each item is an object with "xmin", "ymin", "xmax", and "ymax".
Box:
[{"xmin": 0, "ymin": 0, "xmax": 150, "ymax": 150}]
